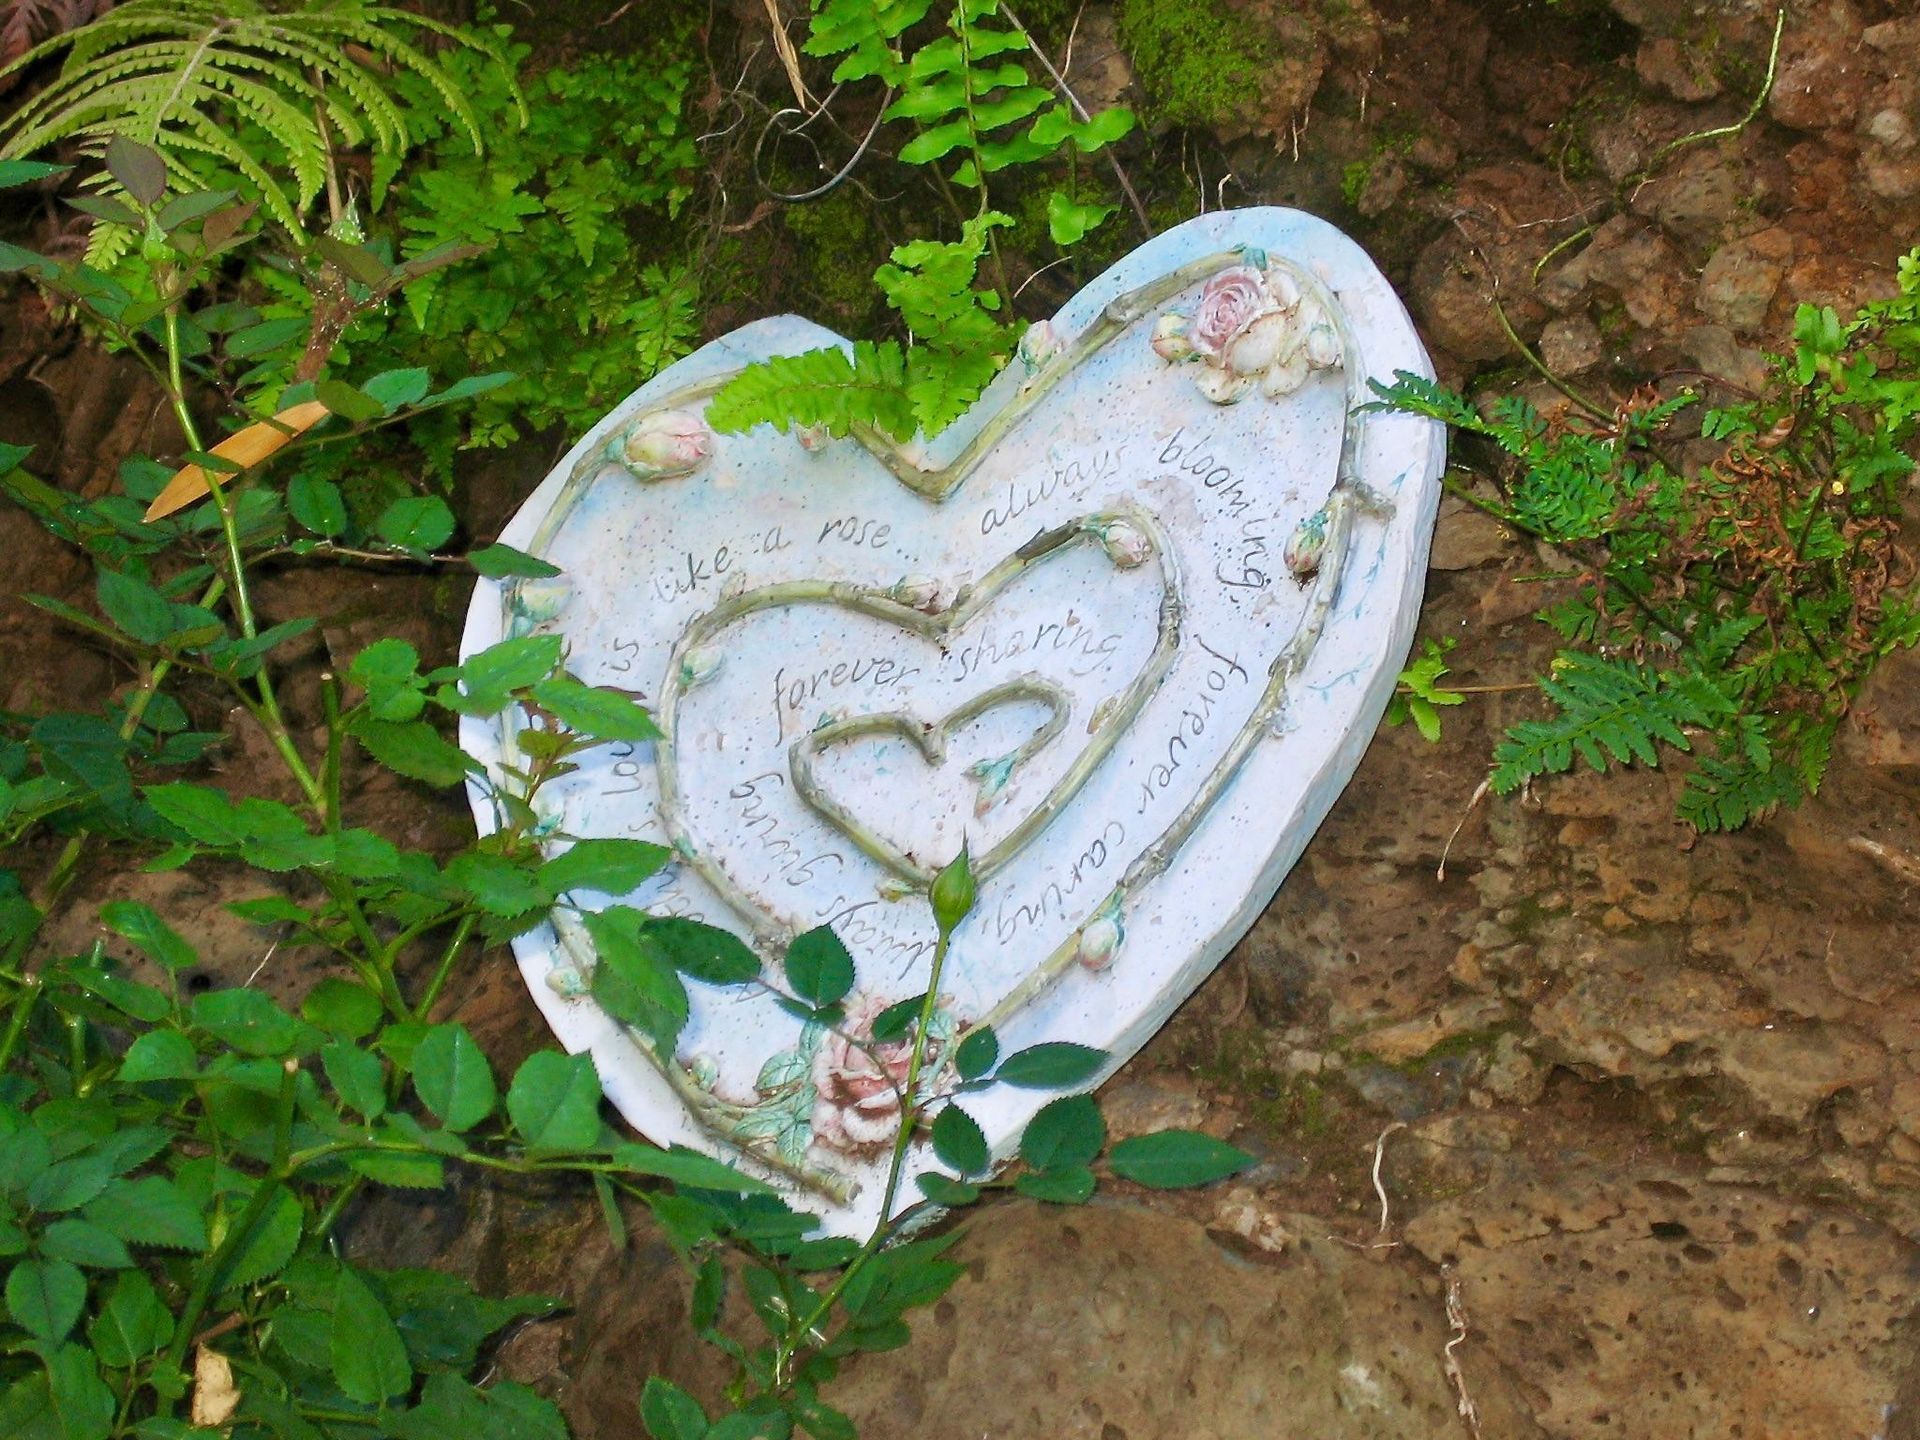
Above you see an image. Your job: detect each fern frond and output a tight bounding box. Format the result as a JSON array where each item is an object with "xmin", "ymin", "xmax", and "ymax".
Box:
[
  {"xmin": 1490, "ymin": 652, "xmax": 1730, "ymax": 793},
  {"xmin": 804, "ymin": 0, "xmax": 934, "ymax": 84},
  {"xmin": 705, "ymin": 342, "xmax": 918, "ymax": 442},
  {"xmin": 1678, "ymin": 748, "xmax": 1804, "ymax": 832},
  {"xmin": 0, "ymin": 0, "xmax": 513, "ymax": 235}
]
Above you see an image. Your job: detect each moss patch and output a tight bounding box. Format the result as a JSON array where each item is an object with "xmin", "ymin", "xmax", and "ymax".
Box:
[{"xmin": 1117, "ymin": 0, "xmax": 1277, "ymax": 130}]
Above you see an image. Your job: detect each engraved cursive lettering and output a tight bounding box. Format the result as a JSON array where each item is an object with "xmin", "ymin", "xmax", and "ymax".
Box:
[
  {"xmin": 993, "ymin": 820, "xmax": 1127, "ymax": 943},
  {"xmin": 728, "ymin": 771, "xmax": 845, "ymax": 885},
  {"xmin": 1159, "ymin": 428, "xmax": 1254, "ymax": 520},
  {"xmin": 1136, "ymin": 636, "xmax": 1251, "ymax": 812}
]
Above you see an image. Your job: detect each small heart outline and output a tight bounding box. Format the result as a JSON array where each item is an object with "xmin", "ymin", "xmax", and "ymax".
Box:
[
  {"xmin": 790, "ymin": 672, "xmax": 1071, "ymax": 887},
  {"xmin": 654, "ymin": 506, "xmax": 1184, "ymax": 941}
]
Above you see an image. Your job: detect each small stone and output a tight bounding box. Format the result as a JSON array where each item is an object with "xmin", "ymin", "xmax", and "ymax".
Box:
[
  {"xmin": 1633, "ymin": 150, "xmax": 1745, "ymax": 249},
  {"xmin": 1210, "ymin": 1186, "xmax": 1294, "ymax": 1254},
  {"xmin": 1428, "ymin": 498, "xmax": 1512, "ymax": 570},
  {"xmin": 1635, "ymin": 36, "xmax": 1723, "ymax": 102},
  {"xmin": 1342, "ymin": 1062, "xmax": 1435, "ymax": 1120},
  {"xmin": 1476, "ymin": 1033, "xmax": 1547, "ymax": 1106},
  {"xmin": 1531, "ymin": 944, "xmax": 1760, "ymax": 1077},
  {"xmin": 1841, "ymin": 642, "xmax": 1920, "ymax": 767},
  {"xmin": 1539, "ymin": 315, "xmax": 1604, "ymax": 375},
  {"xmin": 1832, "ymin": 1090, "xmax": 1893, "ymax": 1148},
  {"xmin": 1544, "ymin": 216, "xmax": 1692, "ymax": 332},
  {"xmin": 1770, "ymin": 9, "xmax": 1876, "ymax": 134},
  {"xmin": 1098, "ymin": 1074, "xmax": 1214, "ymax": 1141},
  {"xmin": 1059, "ymin": 4, "xmax": 1133, "ymax": 114},
  {"xmin": 1352, "ymin": 995, "xmax": 1510, "ymax": 1064},
  {"xmin": 1478, "ymin": 569, "xmax": 1553, "ymax": 628},
  {"xmin": 1889, "ymin": 1076, "xmax": 1920, "ymax": 1142},
  {"xmin": 1862, "ymin": 143, "xmax": 1920, "ymax": 201},
  {"xmin": 1355, "ymin": 152, "xmax": 1407, "ymax": 219},
  {"xmin": 1698, "ymin": 228, "xmax": 1793, "ymax": 332},
  {"xmin": 1681, "ymin": 325, "xmax": 1769, "ymax": 394}
]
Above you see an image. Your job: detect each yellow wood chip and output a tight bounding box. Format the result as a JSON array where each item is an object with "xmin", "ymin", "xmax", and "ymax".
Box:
[
  {"xmin": 144, "ymin": 399, "xmax": 331, "ymax": 522},
  {"xmin": 190, "ymin": 1343, "xmax": 241, "ymax": 1427}
]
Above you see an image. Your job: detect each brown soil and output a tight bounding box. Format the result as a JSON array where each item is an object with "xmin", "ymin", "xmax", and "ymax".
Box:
[{"xmin": 5, "ymin": 0, "xmax": 1920, "ymax": 1434}]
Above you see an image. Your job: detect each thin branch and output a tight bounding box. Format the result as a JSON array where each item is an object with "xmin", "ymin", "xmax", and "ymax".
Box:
[{"xmin": 1000, "ymin": 1, "xmax": 1152, "ymax": 237}]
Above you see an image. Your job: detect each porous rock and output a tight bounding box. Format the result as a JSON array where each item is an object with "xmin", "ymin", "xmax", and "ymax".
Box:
[
  {"xmin": 1405, "ymin": 1161, "xmax": 1920, "ymax": 1438},
  {"xmin": 821, "ymin": 1200, "xmax": 1544, "ymax": 1440}
]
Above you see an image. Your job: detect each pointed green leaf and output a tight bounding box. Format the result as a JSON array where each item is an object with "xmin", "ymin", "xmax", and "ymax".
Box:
[
  {"xmin": 99, "ymin": 900, "xmax": 195, "ymax": 971},
  {"xmin": 6, "ymin": 1257, "xmax": 86, "ymax": 1341},
  {"xmin": 930, "ymin": 1104, "xmax": 988, "ymax": 1176},
  {"xmin": 505, "ymin": 1051, "xmax": 602, "ymax": 1154},
  {"xmin": 953, "ymin": 1026, "xmax": 998, "ymax": 1081},
  {"xmin": 105, "ymin": 137, "xmax": 166, "ymax": 205},
  {"xmin": 993, "ymin": 1041, "xmax": 1106, "ymax": 1089},
  {"xmin": 528, "ymin": 677, "xmax": 661, "ymax": 741},
  {"xmin": 412, "ymin": 1024, "xmax": 496, "ymax": 1132},
  {"xmin": 117, "ymin": 1031, "xmax": 199, "ymax": 1085},
  {"xmin": 784, "ymin": 926, "xmax": 854, "ymax": 1007},
  {"xmin": 332, "ymin": 1265, "xmax": 413, "ymax": 1403},
  {"xmin": 1018, "ymin": 1093, "xmax": 1104, "ymax": 1171},
  {"xmin": 539, "ymin": 838, "xmax": 671, "ymax": 897},
  {"xmin": 1107, "ymin": 1130, "xmax": 1254, "ymax": 1189},
  {"xmin": 322, "ymin": 1041, "xmax": 386, "ymax": 1120},
  {"xmin": 469, "ymin": 543, "xmax": 561, "ymax": 579},
  {"xmin": 88, "ymin": 1271, "xmax": 172, "ymax": 1367},
  {"xmin": 375, "ymin": 495, "xmax": 456, "ymax": 551},
  {"xmin": 639, "ymin": 1377, "xmax": 710, "ymax": 1440},
  {"xmin": 82, "ymin": 1176, "xmax": 208, "ymax": 1251}
]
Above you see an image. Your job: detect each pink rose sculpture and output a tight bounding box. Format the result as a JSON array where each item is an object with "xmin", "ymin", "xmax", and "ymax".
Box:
[
  {"xmin": 810, "ymin": 994, "xmax": 937, "ymax": 1158},
  {"xmin": 1152, "ymin": 261, "xmax": 1343, "ymax": 404}
]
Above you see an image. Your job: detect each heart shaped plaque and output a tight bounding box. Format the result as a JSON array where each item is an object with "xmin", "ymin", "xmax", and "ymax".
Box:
[{"xmin": 460, "ymin": 208, "xmax": 1444, "ymax": 1235}]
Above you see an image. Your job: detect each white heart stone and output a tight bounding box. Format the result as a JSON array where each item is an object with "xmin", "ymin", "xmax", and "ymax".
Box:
[{"xmin": 459, "ymin": 208, "xmax": 1445, "ymax": 1236}]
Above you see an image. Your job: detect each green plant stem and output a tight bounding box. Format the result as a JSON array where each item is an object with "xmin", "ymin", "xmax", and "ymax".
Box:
[
  {"xmin": 1440, "ymin": 471, "xmax": 1525, "ymax": 530},
  {"xmin": 0, "ymin": 976, "xmax": 41, "ymax": 1070},
  {"xmin": 949, "ymin": 3, "xmax": 1013, "ymax": 303},
  {"xmin": 321, "ymin": 672, "xmax": 344, "ymax": 829},
  {"xmin": 162, "ymin": 306, "xmax": 200, "ymax": 457},
  {"xmin": 769, "ymin": 923, "xmax": 955, "ymax": 1388},
  {"xmin": 412, "ymin": 912, "xmax": 478, "ymax": 1021},
  {"xmin": 160, "ymin": 1059, "xmax": 300, "ymax": 1394},
  {"xmin": 1637, "ymin": 9, "xmax": 1785, "ymax": 180},
  {"xmin": 1493, "ymin": 297, "xmax": 1612, "ymax": 424},
  {"xmin": 1530, "ymin": 223, "xmax": 1594, "ymax": 287},
  {"xmin": 309, "ymin": 1174, "xmax": 364, "ymax": 1246},
  {"xmin": 163, "ymin": 304, "xmax": 316, "ymax": 823}
]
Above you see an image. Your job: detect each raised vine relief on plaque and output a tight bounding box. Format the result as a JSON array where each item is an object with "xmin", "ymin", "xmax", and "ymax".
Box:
[{"xmin": 459, "ymin": 208, "xmax": 1446, "ymax": 1235}]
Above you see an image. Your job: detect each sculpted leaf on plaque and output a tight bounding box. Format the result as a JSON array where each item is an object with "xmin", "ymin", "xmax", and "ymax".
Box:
[{"xmin": 460, "ymin": 208, "xmax": 1446, "ymax": 1235}]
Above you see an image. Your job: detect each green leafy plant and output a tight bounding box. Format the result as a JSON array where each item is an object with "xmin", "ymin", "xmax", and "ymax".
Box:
[
  {"xmin": 334, "ymin": 36, "xmax": 702, "ymax": 447},
  {"xmin": 1377, "ymin": 247, "xmax": 1920, "ymax": 830},
  {"xmin": 706, "ymin": 210, "xmax": 1014, "ymax": 442},
  {"xmin": 622, "ymin": 847, "xmax": 1254, "ymax": 1440},
  {"xmin": 0, "ymin": 117, "xmax": 1257, "ymax": 1440},
  {"xmin": 1387, "ymin": 638, "xmax": 1467, "ymax": 742},
  {"xmin": 0, "ymin": 139, "xmax": 769, "ymax": 1437},
  {"xmin": 708, "ymin": 0, "xmax": 1136, "ymax": 442},
  {"xmin": 0, "ymin": 0, "xmax": 512, "ymax": 251}
]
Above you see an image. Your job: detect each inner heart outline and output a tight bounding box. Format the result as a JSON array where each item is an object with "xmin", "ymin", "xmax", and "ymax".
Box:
[
  {"xmin": 790, "ymin": 674, "xmax": 1072, "ymax": 887},
  {"xmin": 488, "ymin": 236, "xmax": 1389, "ymax": 1203},
  {"xmin": 653, "ymin": 506, "xmax": 1183, "ymax": 942}
]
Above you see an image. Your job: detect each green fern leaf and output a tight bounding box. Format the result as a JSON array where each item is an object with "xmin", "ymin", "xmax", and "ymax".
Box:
[
  {"xmin": 706, "ymin": 342, "xmax": 918, "ymax": 441},
  {"xmin": 1677, "ymin": 748, "xmax": 1804, "ymax": 832},
  {"xmin": 0, "ymin": 0, "xmax": 517, "ymax": 236},
  {"xmin": 1491, "ymin": 653, "xmax": 1729, "ymax": 793}
]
